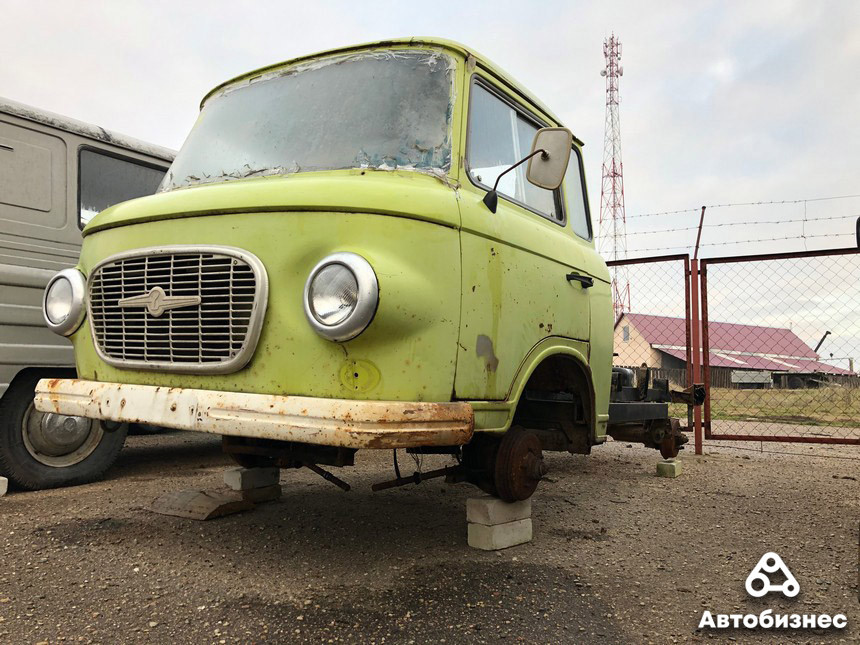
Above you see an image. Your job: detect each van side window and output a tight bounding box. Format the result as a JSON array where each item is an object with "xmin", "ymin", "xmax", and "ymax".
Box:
[
  {"xmin": 563, "ymin": 147, "xmax": 592, "ymax": 240},
  {"xmin": 78, "ymin": 149, "xmax": 166, "ymax": 227},
  {"xmin": 468, "ymin": 82, "xmax": 561, "ymax": 222}
]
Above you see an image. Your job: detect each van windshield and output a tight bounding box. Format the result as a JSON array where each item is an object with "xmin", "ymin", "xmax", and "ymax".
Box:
[{"xmin": 160, "ymin": 50, "xmax": 455, "ymax": 191}]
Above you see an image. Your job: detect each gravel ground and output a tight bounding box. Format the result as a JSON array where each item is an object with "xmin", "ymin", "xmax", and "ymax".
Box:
[{"xmin": 0, "ymin": 432, "xmax": 857, "ymax": 643}]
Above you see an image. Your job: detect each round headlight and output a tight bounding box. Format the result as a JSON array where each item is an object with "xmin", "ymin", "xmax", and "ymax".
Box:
[
  {"xmin": 304, "ymin": 252, "xmax": 378, "ymax": 341},
  {"xmin": 43, "ymin": 268, "xmax": 86, "ymax": 336},
  {"xmin": 309, "ymin": 264, "xmax": 359, "ymax": 326},
  {"xmin": 45, "ymin": 278, "xmax": 74, "ymax": 324}
]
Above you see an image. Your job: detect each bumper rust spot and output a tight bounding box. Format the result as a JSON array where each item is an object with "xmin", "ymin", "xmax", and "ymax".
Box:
[{"xmin": 33, "ymin": 378, "xmax": 474, "ymax": 450}]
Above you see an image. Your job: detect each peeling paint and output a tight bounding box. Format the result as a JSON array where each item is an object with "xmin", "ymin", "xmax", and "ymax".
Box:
[
  {"xmin": 475, "ymin": 335, "xmax": 499, "ymax": 373},
  {"xmin": 34, "ymin": 378, "xmax": 474, "ymax": 450}
]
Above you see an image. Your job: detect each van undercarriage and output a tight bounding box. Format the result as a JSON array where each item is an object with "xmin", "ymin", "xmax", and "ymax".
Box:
[{"xmin": 35, "ymin": 363, "xmax": 691, "ymax": 502}]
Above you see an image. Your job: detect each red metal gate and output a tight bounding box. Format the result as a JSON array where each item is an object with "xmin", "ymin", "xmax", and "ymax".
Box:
[
  {"xmin": 701, "ymin": 248, "xmax": 860, "ymax": 445},
  {"xmin": 606, "ymin": 254, "xmax": 700, "ymax": 448}
]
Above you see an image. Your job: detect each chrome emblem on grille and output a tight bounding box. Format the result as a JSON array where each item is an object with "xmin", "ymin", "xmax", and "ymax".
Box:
[{"xmin": 118, "ymin": 286, "xmax": 201, "ymax": 318}]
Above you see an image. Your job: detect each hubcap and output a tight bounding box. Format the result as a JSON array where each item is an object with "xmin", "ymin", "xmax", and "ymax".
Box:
[
  {"xmin": 22, "ymin": 403, "xmax": 103, "ymax": 467},
  {"xmin": 494, "ymin": 427, "xmax": 545, "ymax": 502}
]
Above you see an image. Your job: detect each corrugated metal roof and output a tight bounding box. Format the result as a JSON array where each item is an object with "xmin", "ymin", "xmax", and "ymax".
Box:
[
  {"xmin": 620, "ymin": 313, "xmax": 854, "ymax": 375},
  {"xmin": 658, "ymin": 347, "xmax": 852, "ymax": 375}
]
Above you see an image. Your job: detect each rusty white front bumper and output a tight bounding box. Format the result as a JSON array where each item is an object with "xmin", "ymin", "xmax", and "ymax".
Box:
[{"xmin": 34, "ymin": 379, "xmax": 474, "ymax": 449}]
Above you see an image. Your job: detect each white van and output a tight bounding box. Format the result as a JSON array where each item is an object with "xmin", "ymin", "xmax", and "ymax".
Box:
[{"xmin": 0, "ymin": 98, "xmax": 174, "ymax": 489}]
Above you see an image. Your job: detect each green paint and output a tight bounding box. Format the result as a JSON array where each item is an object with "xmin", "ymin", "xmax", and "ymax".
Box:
[{"xmin": 68, "ymin": 38, "xmax": 614, "ymax": 442}]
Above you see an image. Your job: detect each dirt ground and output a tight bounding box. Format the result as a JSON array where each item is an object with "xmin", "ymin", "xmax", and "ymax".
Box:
[{"xmin": 1, "ymin": 432, "xmax": 857, "ymax": 644}]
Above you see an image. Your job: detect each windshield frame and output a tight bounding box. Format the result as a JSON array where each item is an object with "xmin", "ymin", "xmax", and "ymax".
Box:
[{"xmin": 159, "ymin": 46, "xmax": 461, "ymax": 193}]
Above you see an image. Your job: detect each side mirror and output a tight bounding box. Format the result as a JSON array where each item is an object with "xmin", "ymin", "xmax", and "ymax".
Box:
[
  {"xmin": 481, "ymin": 127, "xmax": 574, "ymax": 213},
  {"xmin": 526, "ymin": 128, "xmax": 573, "ymax": 190}
]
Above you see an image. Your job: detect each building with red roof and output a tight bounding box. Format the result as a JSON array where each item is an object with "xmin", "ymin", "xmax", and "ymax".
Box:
[{"xmin": 614, "ymin": 313, "xmax": 855, "ymax": 389}]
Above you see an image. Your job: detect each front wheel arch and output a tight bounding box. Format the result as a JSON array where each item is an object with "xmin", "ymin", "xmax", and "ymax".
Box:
[{"xmin": 507, "ymin": 345, "xmax": 596, "ymax": 452}]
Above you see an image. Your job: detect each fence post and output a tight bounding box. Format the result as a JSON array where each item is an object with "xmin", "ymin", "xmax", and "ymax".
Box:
[
  {"xmin": 684, "ymin": 256, "xmax": 693, "ymax": 431},
  {"xmin": 700, "ymin": 261, "xmax": 712, "ymax": 438},
  {"xmin": 689, "ymin": 258, "xmax": 703, "ymax": 454}
]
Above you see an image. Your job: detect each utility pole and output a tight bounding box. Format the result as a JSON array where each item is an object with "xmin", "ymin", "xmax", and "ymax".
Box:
[{"xmin": 599, "ymin": 34, "xmax": 631, "ymax": 321}]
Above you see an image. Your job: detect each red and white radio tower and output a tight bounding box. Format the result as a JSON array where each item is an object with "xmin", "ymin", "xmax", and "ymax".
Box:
[{"xmin": 599, "ymin": 34, "xmax": 631, "ymax": 320}]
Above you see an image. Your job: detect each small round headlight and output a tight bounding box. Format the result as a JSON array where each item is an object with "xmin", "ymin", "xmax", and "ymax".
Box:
[
  {"xmin": 309, "ymin": 264, "xmax": 359, "ymax": 326},
  {"xmin": 43, "ymin": 268, "xmax": 86, "ymax": 336},
  {"xmin": 304, "ymin": 252, "xmax": 378, "ymax": 342},
  {"xmin": 45, "ymin": 278, "xmax": 74, "ymax": 324}
]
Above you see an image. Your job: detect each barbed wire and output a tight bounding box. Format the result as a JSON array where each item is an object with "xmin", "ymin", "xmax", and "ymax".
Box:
[
  {"xmin": 627, "ymin": 193, "xmax": 860, "ymax": 220},
  {"xmin": 626, "ymin": 213, "xmax": 859, "ymax": 236},
  {"xmin": 626, "ymin": 232, "xmax": 855, "ymax": 254}
]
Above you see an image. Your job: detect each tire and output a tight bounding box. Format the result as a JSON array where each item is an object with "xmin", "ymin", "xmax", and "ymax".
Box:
[{"xmin": 0, "ymin": 372, "xmax": 127, "ymax": 490}]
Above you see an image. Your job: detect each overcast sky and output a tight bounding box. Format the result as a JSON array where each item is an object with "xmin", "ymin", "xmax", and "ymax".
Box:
[
  {"xmin": 3, "ymin": 0, "xmax": 859, "ymax": 258},
  {"xmin": 4, "ymin": 0, "xmax": 859, "ymax": 367}
]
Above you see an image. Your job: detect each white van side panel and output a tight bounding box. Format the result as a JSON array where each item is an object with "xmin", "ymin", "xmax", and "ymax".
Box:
[
  {"xmin": 0, "ymin": 105, "xmax": 174, "ymax": 398},
  {"xmin": 0, "ymin": 264, "xmax": 73, "ymax": 395},
  {"xmin": 0, "ymin": 119, "xmax": 79, "ymax": 397}
]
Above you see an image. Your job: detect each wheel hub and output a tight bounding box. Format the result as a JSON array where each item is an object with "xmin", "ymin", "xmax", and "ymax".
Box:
[
  {"xmin": 22, "ymin": 404, "xmax": 103, "ymax": 467},
  {"xmin": 494, "ymin": 427, "xmax": 545, "ymax": 502},
  {"xmin": 32, "ymin": 413, "xmax": 91, "ymax": 456}
]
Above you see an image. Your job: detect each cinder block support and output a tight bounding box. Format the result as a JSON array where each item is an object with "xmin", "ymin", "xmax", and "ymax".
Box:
[
  {"xmin": 467, "ymin": 496, "xmax": 531, "ymax": 525},
  {"xmin": 223, "ymin": 466, "xmax": 280, "ymax": 491},
  {"xmin": 467, "ymin": 495, "xmax": 533, "ymax": 551},
  {"xmin": 656, "ymin": 459, "xmax": 682, "ymax": 478},
  {"xmin": 468, "ymin": 519, "xmax": 533, "ymax": 550},
  {"xmin": 0, "ymin": 476, "xmax": 7, "ymax": 497}
]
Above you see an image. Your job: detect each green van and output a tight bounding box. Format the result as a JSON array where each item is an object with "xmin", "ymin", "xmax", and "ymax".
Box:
[{"xmin": 34, "ymin": 39, "xmax": 683, "ymax": 500}]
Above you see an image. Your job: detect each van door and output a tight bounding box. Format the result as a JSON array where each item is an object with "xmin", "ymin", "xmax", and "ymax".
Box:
[{"xmin": 455, "ymin": 78, "xmax": 595, "ymax": 400}]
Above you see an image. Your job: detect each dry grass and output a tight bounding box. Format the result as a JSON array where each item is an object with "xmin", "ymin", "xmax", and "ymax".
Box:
[{"xmin": 670, "ymin": 386, "xmax": 860, "ymax": 428}]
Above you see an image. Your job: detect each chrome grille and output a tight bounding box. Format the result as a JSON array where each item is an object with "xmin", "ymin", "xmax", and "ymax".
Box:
[{"xmin": 88, "ymin": 246, "xmax": 267, "ymax": 373}]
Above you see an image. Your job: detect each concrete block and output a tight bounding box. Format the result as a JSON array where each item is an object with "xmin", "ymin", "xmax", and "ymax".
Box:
[
  {"xmin": 656, "ymin": 459, "xmax": 682, "ymax": 478},
  {"xmin": 234, "ymin": 484, "xmax": 281, "ymax": 504},
  {"xmin": 468, "ymin": 519, "xmax": 532, "ymax": 551},
  {"xmin": 223, "ymin": 467, "xmax": 280, "ymax": 491},
  {"xmin": 467, "ymin": 495, "xmax": 531, "ymax": 526},
  {"xmin": 0, "ymin": 476, "xmax": 7, "ymax": 497}
]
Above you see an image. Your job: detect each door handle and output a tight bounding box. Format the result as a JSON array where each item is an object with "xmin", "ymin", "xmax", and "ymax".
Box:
[{"xmin": 566, "ymin": 272, "xmax": 593, "ymax": 288}]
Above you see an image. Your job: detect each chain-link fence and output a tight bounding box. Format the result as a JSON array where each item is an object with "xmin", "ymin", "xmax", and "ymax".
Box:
[
  {"xmin": 701, "ymin": 248, "xmax": 860, "ymax": 445},
  {"xmin": 607, "ymin": 254, "xmax": 696, "ymax": 437}
]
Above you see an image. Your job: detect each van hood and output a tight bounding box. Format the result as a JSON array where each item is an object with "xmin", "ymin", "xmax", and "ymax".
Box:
[{"xmin": 83, "ymin": 169, "xmax": 461, "ymax": 236}]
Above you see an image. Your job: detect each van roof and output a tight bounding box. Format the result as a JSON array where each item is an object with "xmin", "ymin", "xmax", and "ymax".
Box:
[
  {"xmin": 202, "ymin": 37, "xmax": 582, "ymax": 145},
  {"xmin": 0, "ymin": 97, "xmax": 176, "ymax": 162}
]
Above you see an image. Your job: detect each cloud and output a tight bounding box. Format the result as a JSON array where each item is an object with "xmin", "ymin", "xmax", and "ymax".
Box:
[{"xmin": 2, "ymin": 0, "xmax": 858, "ymax": 257}]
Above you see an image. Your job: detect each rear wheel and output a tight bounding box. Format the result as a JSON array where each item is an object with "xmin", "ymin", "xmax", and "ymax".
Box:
[{"xmin": 0, "ymin": 373, "xmax": 127, "ymax": 490}]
